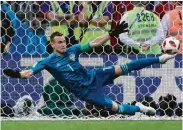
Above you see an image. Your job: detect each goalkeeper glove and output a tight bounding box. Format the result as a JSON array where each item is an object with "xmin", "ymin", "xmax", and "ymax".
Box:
[
  {"xmin": 109, "ymin": 21, "xmax": 128, "ymax": 37},
  {"xmin": 3, "ymin": 69, "xmax": 21, "ymax": 78}
]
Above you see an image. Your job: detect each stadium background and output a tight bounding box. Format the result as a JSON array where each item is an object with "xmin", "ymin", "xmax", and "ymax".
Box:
[{"xmin": 1, "ymin": 1, "xmax": 182, "ymax": 130}]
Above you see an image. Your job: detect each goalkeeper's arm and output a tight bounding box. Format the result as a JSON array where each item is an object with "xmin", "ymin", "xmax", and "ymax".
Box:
[
  {"xmin": 3, "ymin": 69, "xmax": 33, "ymax": 79},
  {"xmin": 90, "ymin": 34, "xmax": 111, "ymax": 48},
  {"xmin": 4, "ymin": 58, "xmax": 47, "ymax": 79},
  {"xmin": 90, "ymin": 21, "xmax": 128, "ymax": 48}
]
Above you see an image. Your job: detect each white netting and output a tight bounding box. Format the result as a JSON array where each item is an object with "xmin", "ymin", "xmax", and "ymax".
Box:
[{"xmin": 1, "ymin": 1, "xmax": 182, "ymax": 120}]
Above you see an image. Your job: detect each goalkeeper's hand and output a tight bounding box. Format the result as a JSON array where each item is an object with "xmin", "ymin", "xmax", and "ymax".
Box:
[
  {"xmin": 3, "ymin": 69, "xmax": 21, "ymax": 78},
  {"xmin": 109, "ymin": 21, "xmax": 128, "ymax": 38}
]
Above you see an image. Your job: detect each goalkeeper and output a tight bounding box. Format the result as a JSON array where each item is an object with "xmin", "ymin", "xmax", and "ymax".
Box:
[{"xmin": 3, "ymin": 21, "xmax": 176, "ymax": 115}]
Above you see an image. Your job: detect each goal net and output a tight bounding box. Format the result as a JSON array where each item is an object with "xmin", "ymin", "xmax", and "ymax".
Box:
[{"xmin": 1, "ymin": 1, "xmax": 182, "ymax": 120}]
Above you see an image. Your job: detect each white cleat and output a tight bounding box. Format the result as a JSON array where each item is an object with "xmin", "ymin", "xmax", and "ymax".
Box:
[
  {"xmin": 135, "ymin": 102, "xmax": 156, "ymax": 115},
  {"xmin": 159, "ymin": 54, "xmax": 176, "ymax": 64}
]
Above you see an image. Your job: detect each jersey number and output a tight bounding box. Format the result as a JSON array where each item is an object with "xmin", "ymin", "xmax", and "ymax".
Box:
[{"xmin": 137, "ymin": 13, "xmax": 155, "ymax": 22}]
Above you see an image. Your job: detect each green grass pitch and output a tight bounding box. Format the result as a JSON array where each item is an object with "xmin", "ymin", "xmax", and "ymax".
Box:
[{"xmin": 1, "ymin": 120, "xmax": 182, "ymax": 130}]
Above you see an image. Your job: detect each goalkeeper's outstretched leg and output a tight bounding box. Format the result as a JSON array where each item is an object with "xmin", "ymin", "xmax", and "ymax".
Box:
[
  {"xmin": 115, "ymin": 54, "xmax": 176, "ymax": 76},
  {"xmin": 115, "ymin": 54, "xmax": 176, "ymax": 114},
  {"xmin": 84, "ymin": 54, "xmax": 176, "ymax": 115},
  {"xmin": 113, "ymin": 54, "xmax": 175, "ymax": 114}
]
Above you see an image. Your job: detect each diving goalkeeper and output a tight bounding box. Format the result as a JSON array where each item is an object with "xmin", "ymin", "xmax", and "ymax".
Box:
[{"xmin": 3, "ymin": 22, "xmax": 176, "ymax": 115}]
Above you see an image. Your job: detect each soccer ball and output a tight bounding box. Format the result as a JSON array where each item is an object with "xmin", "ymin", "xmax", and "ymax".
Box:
[
  {"xmin": 13, "ymin": 95, "xmax": 35, "ymax": 115},
  {"xmin": 161, "ymin": 37, "xmax": 180, "ymax": 54}
]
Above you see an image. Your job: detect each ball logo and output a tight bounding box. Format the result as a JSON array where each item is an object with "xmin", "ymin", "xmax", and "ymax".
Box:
[{"xmin": 169, "ymin": 41, "xmax": 176, "ymax": 47}]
